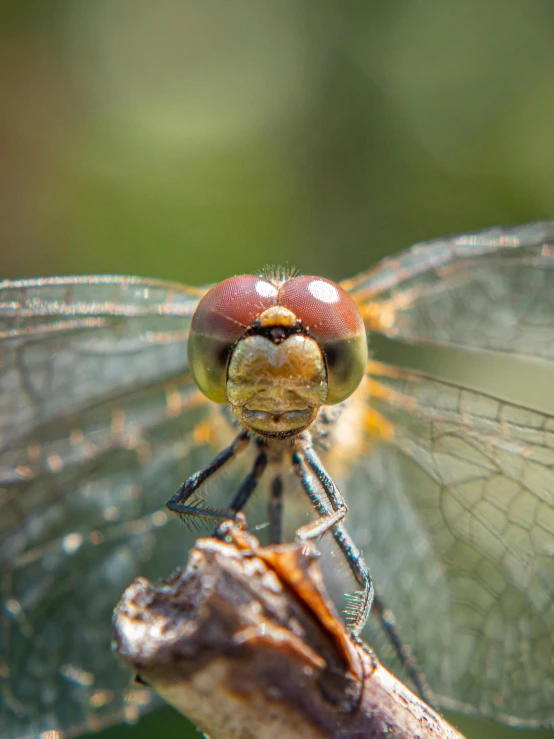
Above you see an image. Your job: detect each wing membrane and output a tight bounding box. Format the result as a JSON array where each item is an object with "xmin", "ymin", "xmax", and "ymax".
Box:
[
  {"xmin": 344, "ymin": 363, "xmax": 554, "ymax": 726},
  {"xmin": 342, "ymin": 220, "xmax": 554, "ymax": 361},
  {"xmin": 1, "ymin": 422, "xmax": 214, "ymax": 739},
  {"xmin": 0, "ymin": 275, "xmax": 206, "ymax": 447},
  {"xmin": 0, "ymin": 276, "xmax": 221, "ymax": 739}
]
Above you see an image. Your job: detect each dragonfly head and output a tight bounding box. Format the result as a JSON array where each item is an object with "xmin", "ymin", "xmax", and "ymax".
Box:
[{"xmin": 188, "ymin": 274, "xmax": 367, "ymax": 439}]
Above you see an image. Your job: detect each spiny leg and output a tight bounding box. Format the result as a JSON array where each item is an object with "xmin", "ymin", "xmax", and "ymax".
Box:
[
  {"xmin": 166, "ymin": 430, "xmax": 250, "ymax": 523},
  {"xmin": 302, "ymin": 440, "xmax": 374, "ymax": 627},
  {"xmin": 297, "ymin": 437, "xmax": 435, "ymax": 707},
  {"xmin": 291, "ymin": 436, "xmax": 435, "ymax": 707},
  {"xmin": 211, "ymin": 441, "xmax": 268, "ymax": 536},
  {"xmin": 291, "ymin": 434, "xmax": 373, "ymax": 636},
  {"xmin": 268, "ymin": 475, "xmax": 283, "ymax": 544}
]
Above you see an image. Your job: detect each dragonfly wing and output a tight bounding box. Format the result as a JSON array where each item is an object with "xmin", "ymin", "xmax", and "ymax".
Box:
[
  {"xmin": 342, "ymin": 364, "xmax": 554, "ymax": 727},
  {"xmin": 0, "ymin": 276, "xmax": 222, "ymax": 738},
  {"xmin": 0, "ymin": 275, "xmax": 206, "ymax": 444},
  {"xmin": 342, "ymin": 220, "xmax": 554, "ymax": 361}
]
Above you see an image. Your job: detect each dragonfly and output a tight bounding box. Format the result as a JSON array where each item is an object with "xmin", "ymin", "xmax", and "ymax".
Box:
[{"xmin": 1, "ymin": 220, "xmax": 553, "ymax": 739}]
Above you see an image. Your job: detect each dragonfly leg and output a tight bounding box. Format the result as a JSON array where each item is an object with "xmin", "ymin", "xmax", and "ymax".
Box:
[
  {"xmin": 291, "ymin": 435, "xmax": 374, "ymax": 636},
  {"xmin": 293, "ymin": 438, "xmax": 436, "ymax": 707},
  {"xmin": 210, "ymin": 442, "xmax": 268, "ymax": 535},
  {"xmin": 268, "ymin": 475, "xmax": 283, "ymax": 544},
  {"xmin": 166, "ymin": 429, "xmax": 250, "ymax": 522}
]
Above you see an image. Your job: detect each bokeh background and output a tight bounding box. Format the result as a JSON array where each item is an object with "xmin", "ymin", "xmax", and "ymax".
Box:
[{"xmin": 2, "ymin": 1, "xmax": 554, "ymax": 738}]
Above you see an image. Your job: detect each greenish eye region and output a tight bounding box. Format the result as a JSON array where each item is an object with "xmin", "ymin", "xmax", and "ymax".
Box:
[
  {"xmin": 187, "ymin": 331, "xmax": 232, "ymax": 404},
  {"xmin": 323, "ymin": 333, "xmax": 368, "ymax": 405}
]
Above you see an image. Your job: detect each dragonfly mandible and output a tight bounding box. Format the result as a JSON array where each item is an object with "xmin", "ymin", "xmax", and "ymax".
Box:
[{"xmin": 1, "ymin": 220, "xmax": 553, "ymax": 738}]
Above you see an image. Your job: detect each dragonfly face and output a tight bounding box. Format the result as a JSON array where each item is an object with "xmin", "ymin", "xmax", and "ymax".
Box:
[
  {"xmin": 187, "ymin": 274, "xmax": 367, "ymax": 437},
  {"xmin": 1, "ymin": 220, "xmax": 554, "ymax": 738}
]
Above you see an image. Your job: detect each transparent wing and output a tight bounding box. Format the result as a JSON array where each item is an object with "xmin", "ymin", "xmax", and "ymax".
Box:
[
  {"xmin": 342, "ymin": 220, "xmax": 554, "ymax": 361},
  {"xmin": 343, "ymin": 363, "xmax": 554, "ymax": 727},
  {"xmin": 0, "ymin": 275, "xmax": 223, "ymax": 739},
  {"xmin": 0, "ymin": 275, "xmax": 206, "ymax": 445}
]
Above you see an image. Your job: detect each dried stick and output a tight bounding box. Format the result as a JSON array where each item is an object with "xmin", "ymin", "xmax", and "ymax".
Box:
[{"xmin": 113, "ymin": 522, "xmax": 465, "ymax": 739}]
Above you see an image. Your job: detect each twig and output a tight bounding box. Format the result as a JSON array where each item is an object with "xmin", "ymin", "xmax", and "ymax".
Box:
[{"xmin": 113, "ymin": 522, "xmax": 465, "ymax": 739}]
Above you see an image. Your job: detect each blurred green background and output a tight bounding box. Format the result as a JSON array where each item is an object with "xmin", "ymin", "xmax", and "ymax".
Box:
[{"xmin": 2, "ymin": 1, "xmax": 553, "ymax": 737}]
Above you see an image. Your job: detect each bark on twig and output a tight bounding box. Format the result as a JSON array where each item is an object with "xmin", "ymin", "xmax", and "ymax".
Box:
[{"xmin": 113, "ymin": 523, "xmax": 465, "ymax": 739}]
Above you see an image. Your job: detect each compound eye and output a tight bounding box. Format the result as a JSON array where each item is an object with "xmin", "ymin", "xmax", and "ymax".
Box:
[
  {"xmin": 280, "ymin": 276, "xmax": 367, "ymax": 404},
  {"xmin": 188, "ymin": 275, "xmax": 278, "ymax": 403}
]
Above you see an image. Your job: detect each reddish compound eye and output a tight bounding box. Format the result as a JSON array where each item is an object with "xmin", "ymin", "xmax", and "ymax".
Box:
[
  {"xmin": 280, "ymin": 276, "xmax": 364, "ymax": 340},
  {"xmin": 188, "ymin": 275, "xmax": 278, "ymax": 403},
  {"xmin": 280, "ymin": 276, "xmax": 367, "ymax": 404}
]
